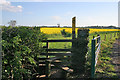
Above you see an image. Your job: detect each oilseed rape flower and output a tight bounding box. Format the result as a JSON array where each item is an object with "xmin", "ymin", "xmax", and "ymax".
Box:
[{"xmin": 40, "ymin": 27, "xmax": 119, "ymax": 34}]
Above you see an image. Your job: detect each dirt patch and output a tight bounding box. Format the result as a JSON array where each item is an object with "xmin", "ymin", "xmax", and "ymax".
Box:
[
  {"xmin": 49, "ymin": 69, "xmax": 67, "ymax": 78},
  {"xmin": 111, "ymin": 38, "xmax": 120, "ymax": 77}
]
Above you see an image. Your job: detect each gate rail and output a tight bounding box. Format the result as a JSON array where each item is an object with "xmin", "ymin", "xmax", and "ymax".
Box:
[{"xmin": 91, "ymin": 35, "xmax": 101, "ymax": 78}]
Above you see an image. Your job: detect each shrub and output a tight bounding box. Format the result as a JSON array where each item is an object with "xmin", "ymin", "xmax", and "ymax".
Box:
[
  {"xmin": 2, "ymin": 26, "xmax": 47, "ymax": 79},
  {"xmin": 61, "ymin": 29, "xmax": 71, "ymax": 37},
  {"xmin": 71, "ymin": 29, "xmax": 89, "ymax": 75}
]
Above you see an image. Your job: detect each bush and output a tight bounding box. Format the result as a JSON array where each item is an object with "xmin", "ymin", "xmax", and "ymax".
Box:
[
  {"xmin": 61, "ymin": 29, "xmax": 71, "ymax": 37},
  {"xmin": 71, "ymin": 29, "xmax": 89, "ymax": 75},
  {"xmin": 2, "ymin": 26, "xmax": 47, "ymax": 79}
]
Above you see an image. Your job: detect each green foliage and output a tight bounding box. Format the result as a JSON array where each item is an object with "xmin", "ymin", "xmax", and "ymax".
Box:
[
  {"xmin": 2, "ymin": 26, "xmax": 47, "ymax": 79},
  {"xmin": 61, "ymin": 29, "xmax": 71, "ymax": 37},
  {"xmin": 71, "ymin": 29, "xmax": 89, "ymax": 75}
]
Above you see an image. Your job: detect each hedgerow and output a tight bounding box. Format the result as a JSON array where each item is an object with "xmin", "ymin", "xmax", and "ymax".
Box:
[{"xmin": 2, "ymin": 26, "xmax": 46, "ymax": 79}]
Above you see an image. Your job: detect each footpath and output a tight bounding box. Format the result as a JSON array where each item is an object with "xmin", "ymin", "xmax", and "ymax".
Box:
[{"xmin": 111, "ymin": 38, "xmax": 120, "ymax": 78}]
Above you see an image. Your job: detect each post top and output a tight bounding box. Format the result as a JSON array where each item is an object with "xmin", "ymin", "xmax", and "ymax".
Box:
[{"xmin": 72, "ymin": 16, "xmax": 76, "ymax": 19}]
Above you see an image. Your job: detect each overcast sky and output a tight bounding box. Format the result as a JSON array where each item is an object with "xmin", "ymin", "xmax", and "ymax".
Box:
[{"xmin": 0, "ymin": 0, "xmax": 119, "ymax": 27}]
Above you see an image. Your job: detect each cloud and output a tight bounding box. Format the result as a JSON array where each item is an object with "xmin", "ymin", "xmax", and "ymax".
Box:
[
  {"xmin": 0, "ymin": 0, "xmax": 23, "ymax": 12},
  {"xmin": 52, "ymin": 16, "xmax": 61, "ymax": 20}
]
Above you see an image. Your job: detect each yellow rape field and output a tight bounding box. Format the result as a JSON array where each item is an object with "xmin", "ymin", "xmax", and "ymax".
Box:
[{"xmin": 40, "ymin": 27, "xmax": 119, "ymax": 34}]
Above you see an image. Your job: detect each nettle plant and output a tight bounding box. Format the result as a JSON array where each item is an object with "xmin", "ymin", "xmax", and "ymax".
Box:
[{"xmin": 2, "ymin": 26, "xmax": 46, "ymax": 80}]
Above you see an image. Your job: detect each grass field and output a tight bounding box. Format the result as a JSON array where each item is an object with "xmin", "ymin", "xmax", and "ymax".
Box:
[{"xmin": 42, "ymin": 31, "xmax": 119, "ymax": 49}]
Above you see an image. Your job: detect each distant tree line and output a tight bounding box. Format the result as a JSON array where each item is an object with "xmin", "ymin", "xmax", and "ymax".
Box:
[
  {"xmin": 83, "ymin": 26, "xmax": 120, "ymax": 29},
  {"xmin": 40, "ymin": 26, "xmax": 120, "ymax": 29},
  {"xmin": 5, "ymin": 25, "xmax": 120, "ymax": 29}
]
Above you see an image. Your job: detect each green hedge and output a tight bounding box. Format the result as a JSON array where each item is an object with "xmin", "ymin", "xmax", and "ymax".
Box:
[{"xmin": 2, "ymin": 26, "xmax": 47, "ymax": 79}]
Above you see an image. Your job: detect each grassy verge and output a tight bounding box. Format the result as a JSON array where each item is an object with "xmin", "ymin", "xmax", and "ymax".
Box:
[{"xmin": 95, "ymin": 33, "xmax": 119, "ymax": 78}]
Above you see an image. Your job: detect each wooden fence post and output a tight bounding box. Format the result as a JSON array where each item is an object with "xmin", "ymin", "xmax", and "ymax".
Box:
[
  {"xmin": 45, "ymin": 41, "xmax": 51, "ymax": 78},
  {"xmin": 104, "ymin": 34, "xmax": 106, "ymax": 40},
  {"xmin": 117, "ymin": 32, "xmax": 118, "ymax": 36},
  {"xmin": 72, "ymin": 17, "xmax": 76, "ymax": 39},
  {"xmin": 114, "ymin": 32, "xmax": 116, "ymax": 37},
  {"xmin": 118, "ymin": 31, "xmax": 120, "ymax": 38},
  {"xmin": 97, "ymin": 34, "xmax": 99, "ymax": 43},
  {"xmin": 111, "ymin": 33, "xmax": 112, "ymax": 39},
  {"xmin": 72, "ymin": 16, "xmax": 76, "ymax": 51}
]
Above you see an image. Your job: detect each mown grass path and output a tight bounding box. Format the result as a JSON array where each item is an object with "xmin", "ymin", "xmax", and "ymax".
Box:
[{"xmin": 111, "ymin": 38, "xmax": 120, "ymax": 78}]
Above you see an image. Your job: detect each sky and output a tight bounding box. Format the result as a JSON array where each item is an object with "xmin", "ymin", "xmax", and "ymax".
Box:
[{"xmin": 0, "ymin": 0, "xmax": 119, "ymax": 27}]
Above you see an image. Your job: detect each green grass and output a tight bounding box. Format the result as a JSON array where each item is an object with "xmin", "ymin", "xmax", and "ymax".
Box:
[
  {"xmin": 95, "ymin": 33, "xmax": 119, "ymax": 78},
  {"xmin": 42, "ymin": 34, "xmax": 72, "ymax": 49},
  {"xmin": 45, "ymin": 32, "xmax": 118, "ymax": 49},
  {"xmin": 41, "ymin": 31, "xmax": 120, "ymax": 78}
]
